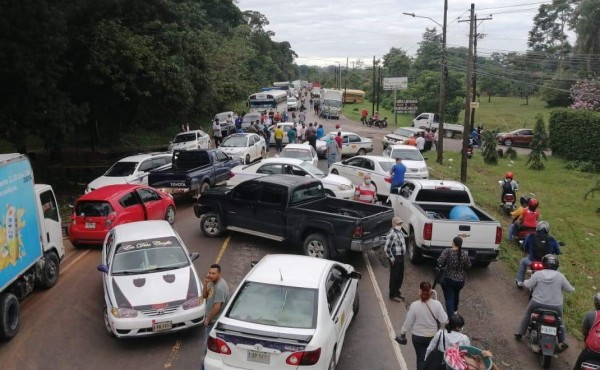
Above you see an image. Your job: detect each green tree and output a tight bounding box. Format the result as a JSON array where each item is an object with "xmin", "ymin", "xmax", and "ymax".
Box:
[
  {"xmin": 526, "ymin": 114, "xmax": 549, "ymax": 170},
  {"xmin": 413, "ymin": 28, "xmax": 442, "ymax": 73},
  {"xmin": 572, "ymin": 0, "xmax": 600, "ymax": 73},
  {"xmin": 481, "ymin": 130, "xmax": 499, "ymax": 164},
  {"xmin": 382, "ymin": 48, "xmax": 411, "ymax": 77}
]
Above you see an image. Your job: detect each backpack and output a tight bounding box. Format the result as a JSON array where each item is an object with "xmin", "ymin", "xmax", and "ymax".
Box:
[
  {"xmin": 531, "ymin": 233, "xmax": 550, "ymax": 261},
  {"xmin": 586, "ymin": 311, "xmax": 600, "ymax": 354},
  {"xmin": 502, "ymin": 180, "xmax": 513, "ymax": 195}
]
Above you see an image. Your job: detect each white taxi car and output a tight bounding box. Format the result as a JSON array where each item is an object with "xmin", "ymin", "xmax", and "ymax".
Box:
[
  {"xmin": 203, "ymin": 254, "xmax": 360, "ymax": 370},
  {"xmin": 279, "ymin": 143, "xmax": 319, "ymax": 166},
  {"xmin": 219, "ymin": 133, "xmax": 266, "ymax": 164},
  {"xmin": 329, "ymin": 155, "xmax": 396, "ymax": 197},
  {"xmin": 97, "ymin": 220, "xmax": 205, "ymax": 338},
  {"xmin": 328, "ymin": 131, "xmax": 373, "ymax": 157},
  {"xmin": 381, "ymin": 127, "xmax": 424, "ymax": 150},
  {"xmin": 227, "ymin": 158, "xmax": 355, "ymax": 199},
  {"xmin": 169, "ymin": 130, "xmax": 211, "ymax": 152},
  {"xmin": 382, "ymin": 144, "xmax": 430, "ymax": 179},
  {"xmin": 86, "ymin": 152, "xmax": 172, "ymax": 193}
]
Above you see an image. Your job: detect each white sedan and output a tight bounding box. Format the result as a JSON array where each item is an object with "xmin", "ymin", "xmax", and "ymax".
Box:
[
  {"xmin": 329, "ymin": 155, "xmax": 396, "ymax": 197},
  {"xmin": 203, "ymin": 254, "xmax": 360, "ymax": 370},
  {"xmin": 97, "ymin": 220, "xmax": 205, "ymax": 338},
  {"xmin": 279, "ymin": 144, "xmax": 319, "ymax": 166},
  {"xmin": 329, "ymin": 131, "xmax": 374, "ymax": 157},
  {"xmin": 227, "ymin": 158, "xmax": 355, "ymax": 199},
  {"xmin": 382, "ymin": 144, "xmax": 430, "ymax": 179},
  {"xmin": 219, "ymin": 133, "xmax": 266, "ymax": 164}
]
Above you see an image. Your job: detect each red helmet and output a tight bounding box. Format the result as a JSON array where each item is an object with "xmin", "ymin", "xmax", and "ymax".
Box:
[
  {"xmin": 505, "ymin": 172, "xmax": 514, "ymax": 180},
  {"xmin": 528, "ymin": 198, "xmax": 539, "ymax": 209}
]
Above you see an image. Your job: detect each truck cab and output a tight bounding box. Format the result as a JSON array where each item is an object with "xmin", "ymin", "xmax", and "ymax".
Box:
[{"xmin": 35, "ymin": 184, "xmax": 65, "ymax": 261}]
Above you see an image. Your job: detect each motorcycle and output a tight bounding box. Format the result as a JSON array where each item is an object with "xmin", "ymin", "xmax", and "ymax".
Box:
[
  {"xmin": 466, "ymin": 139, "xmax": 473, "ymax": 158},
  {"xmin": 526, "ymin": 308, "xmax": 562, "ymax": 368},
  {"xmin": 498, "ymin": 180, "xmax": 516, "ymax": 216},
  {"xmin": 581, "ymin": 359, "xmax": 600, "ymax": 369},
  {"xmin": 375, "ymin": 117, "xmax": 388, "ymax": 128}
]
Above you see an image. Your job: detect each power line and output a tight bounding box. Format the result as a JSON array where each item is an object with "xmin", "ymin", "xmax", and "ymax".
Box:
[{"xmin": 477, "ymin": 1, "xmax": 551, "ymax": 11}]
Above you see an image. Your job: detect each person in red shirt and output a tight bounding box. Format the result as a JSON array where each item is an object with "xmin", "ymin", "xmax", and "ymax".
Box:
[
  {"xmin": 407, "ymin": 135, "xmax": 417, "ymax": 146},
  {"xmin": 361, "ymin": 108, "xmax": 368, "ymax": 125},
  {"xmin": 354, "ymin": 174, "xmax": 377, "ymax": 204},
  {"xmin": 335, "ymin": 131, "xmax": 343, "ymax": 161},
  {"xmin": 516, "ymin": 198, "xmax": 540, "ymax": 234}
]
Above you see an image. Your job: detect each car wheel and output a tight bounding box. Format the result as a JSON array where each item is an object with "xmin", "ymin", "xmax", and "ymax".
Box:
[
  {"xmin": 245, "ymin": 154, "xmax": 251, "ymax": 164},
  {"xmin": 503, "ymin": 138, "xmax": 513, "ymax": 146},
  {"xmin": 445, "ymin": 130, "xmax": 455, "ymax": 138},
  {"xmin": 164, "ymin": 205, "xmax": 176, "ymax": 225},
  {"xmin": 196, "ymin": 182, "xmax": 210, "ymax": 199},
  {"xmin": 325, "ymin": 189, "xmax": 336, "ymax": 197},
  {"xmin": 39, "ymin": 251, "xmax": 60, "ymax": 289},
  {"xmin": 352, "ymin": 292, "xmax": 360, "ymax": 316},
  {"xmin": 200, "ymin": 212, "xmax": 224, "ymax": 237},
  {"xmin": 261, "ymin": 148, "xmax": 266, "ymax": 159},
  {"xmin": 0, "ymin": 293, "xmax": 19, "ymax": 341},
  {"xmin": 331, "ymin": 169, "xmax": 339, "ymax": 175},
  {"xmin": 303, "ymin": 233, "xmax": 330, "ymax": 259},
  {"xmin": 357, "ymin": 148, "xmax": 366, "ymax": 156},
  {"xmin": 103, "ymin": 305, "xmax": 115, "ymax": 338},
  {"xmin": 408, "ymin": 231, "xmax": 424, "ymax": 264}
]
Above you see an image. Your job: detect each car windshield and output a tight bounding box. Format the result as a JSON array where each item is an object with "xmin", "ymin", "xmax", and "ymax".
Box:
[
  {"xmin": 75, "ymin": 201, "xmax": 113, "ymax": 217},
  {"xmin": 216, "ymin": 113, "xmax": 232, "ymax": 122},
  {"xmin": 299, "ymin": 161, "xmax": 325, "ymax": 178},
  {"xmin": 173, "ymin": 133, "xmax": 197, "ymax": 143},
  {"xmin": 390, "ymin": 149, "xmax": 424, "ymax": 161},
  {"xmin": 221, "ymin": 136, "xmax": 248, "ymax": 147},
  {"xmin": 392, "ymin": 128, "xmax": 412, "ymax": 137},
  {"xmin": 111, "ymin": 237, "xmax": 189, "ymax": 275},
  {"xmin": 105, "ymin": 161, "xmax": 137, "ymax": 177},
  {"xmin": 281, "ymin": 149, "xmax": 312, "ymax": 161},
  {"xmin": 243, "ymin": 114, "xmax": 260, "ymax": 123},
  {"xmin": 227, "ymin": 282, "xmax": 317, "ymax": 329},
  {"xmin": 287, "ymin": 98, "xmax": 297, "ymax": 103},
  {"xmin": 324, "ymin": 99, "xmax": 342, "ymax": 108},
  {"xmin": 379, "ymin": 162, "xmax": 394, "ymax": 172}
]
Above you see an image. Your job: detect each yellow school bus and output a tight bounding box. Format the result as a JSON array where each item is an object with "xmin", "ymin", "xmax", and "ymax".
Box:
[{"xmin": 342, "ymin": 89, "xmax": 366, "ymax": 104}]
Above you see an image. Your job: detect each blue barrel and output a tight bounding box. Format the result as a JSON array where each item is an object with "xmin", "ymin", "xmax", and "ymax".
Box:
[{"xmin": 449, "ymin": 205, "xmax": 479, "ymax": 221}]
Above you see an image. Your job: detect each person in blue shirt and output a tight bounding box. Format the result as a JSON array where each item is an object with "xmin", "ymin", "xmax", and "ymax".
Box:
[
  {"xmin": 515, "ymin": 221, "xmax": 561, "ymax": 288},
  {"xmin": 235, "ymin": 115, "xmax": 242, "ymax": 130},
  {"xmin": 390, "ymin": 157, "xmax": 406, "ymax": 194},
  {"xmin": 316, "ymin": 124, "xmax": 325, "ymax": 140},
  {"xmin": 470, "ymin": 129, "xmax": 479, "ymax": 146}
]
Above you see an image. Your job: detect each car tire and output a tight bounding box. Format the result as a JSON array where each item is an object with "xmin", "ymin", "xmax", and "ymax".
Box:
[
  {"xmin": 245, "ymin": 154, "xmax": 251, "ymax": 164},
  {"xmin": 0, "ymin": 293, "xmax": 19, "ymax": 341},
  {"xmin": 164, "ymin": 205, "xmax": 176, "ymax": 225},
  {"xmin": 200, "ymin": 212, "xmax": 224, "ymax": 237},
  {"xmin": 325, "ymin": 189, "xmax": 336, "ymax": 197},
  {"xmin": 445, "ymin": 130, "xmax": 455, "ymax": 138},
  {"xmin": 330, "ymin": 169, "xmax": 339, "ymax": 175},
  {"xmin": 357, "ymin": 148, "xmax": 366, "ymax": 156},
  {"xmin": 103, "ymin": 305, "xmax": 116, "ymax": 338},
  {"xmin": 408, "ymin": 231, "xmax": 424, "ymax": 264},
  {"xmin": 196, "ymin": 182, "xmax": 210, "ymax": 199},
  {"xmin": 503, "ymin": 139, "xmax": 512, "ymax": 146},
  {"xmin": 39, "ymin": 251, "xmax": 60, "ymax": 289},
  {"xmin": 352, "ymin": 292, "xmax": 360, "ymax": 316},
  {"xmin": 303, "ymin": 233, "xmax": 330, "ymax": 259}
]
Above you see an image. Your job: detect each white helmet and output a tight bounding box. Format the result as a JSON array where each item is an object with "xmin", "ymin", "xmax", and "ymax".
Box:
[{"xmin": 536, "ymin": 221, "xmax": 550, "ymax": 233}]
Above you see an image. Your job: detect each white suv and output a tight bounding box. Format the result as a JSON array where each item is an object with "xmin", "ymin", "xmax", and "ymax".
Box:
[{"xmin": 86, "ymin": 152, "xmax": 172, "ymax": 193}]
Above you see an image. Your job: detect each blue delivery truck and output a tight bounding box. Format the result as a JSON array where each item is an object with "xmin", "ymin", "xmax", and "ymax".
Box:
[{"xmin": 0, "ymin": 154, "xmax": 65, "ymax": 340}]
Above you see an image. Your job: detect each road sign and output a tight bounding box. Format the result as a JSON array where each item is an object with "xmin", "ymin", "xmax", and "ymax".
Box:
[
  {"xmin": 383, "ymin": 77, "xmax": 408, "ymax": 91},
  {"xmin": 395, "ymin": 99, "xmax": 418, "ymax": 113},
  {"xmin": 470, "ymin": 101, "xmax": 480, "ymax": 109}
]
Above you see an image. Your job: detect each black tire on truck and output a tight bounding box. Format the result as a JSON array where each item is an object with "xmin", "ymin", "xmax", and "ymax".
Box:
[
  {"xmin": 39, "ymin": 251, "xmax": 60, "ymax": 289},
  {"xmin": 445, "ymin": 130, "xmax": 455, "ymax": 138},
  {"xmin": 303, "ymin": 233, "xmax": 330, "ymax": 259},
  {"xmin": 200, "ymin": 212, "xmax": 224, "ymax": 237},
  {"xmin": 0, "ymin": 292, "xmax": 19, "ymax": 341},
  {"xmin": 408, "ymin": 231, "xmax": 424, "ymax": 264}
]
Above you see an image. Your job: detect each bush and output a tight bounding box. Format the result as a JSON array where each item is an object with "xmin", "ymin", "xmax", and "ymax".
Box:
[
  {"xmin": 505, "ymin": 146, "xmax": 517, "ymax": 160},
  {"xmin": 549, "ymin": 109, "xmax": 600, "ymax": 167},
  {"xmin": 565, "ymin": 160, "xmax": 597, "ymax": 173},
  {"xmin": 526, "ymin": 114, "xmax": 548, "ymax": 170},
  {"xmin": 481, "ymin": 130, "xmax": 498, "ymax": 164}
]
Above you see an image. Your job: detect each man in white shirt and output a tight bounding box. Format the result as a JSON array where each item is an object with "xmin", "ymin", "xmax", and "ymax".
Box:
[
  {"xmin": 415, "ymin": 133, "xmax": 426, "ymax": 153},
  {"xmin": 212, "ymin": 119, "xmax": 222, "ymax": 148}
]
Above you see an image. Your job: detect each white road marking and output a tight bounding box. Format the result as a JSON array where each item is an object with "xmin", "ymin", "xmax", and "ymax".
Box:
[
  {"xmin": 363, "ymin": 252, "xmax": 408, "ymax": 370},
  {"xmin": 60, "ymin": 249, "xmax": 91, "ymax": 275}
]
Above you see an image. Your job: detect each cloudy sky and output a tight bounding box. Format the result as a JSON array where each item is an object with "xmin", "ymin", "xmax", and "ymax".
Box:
[{"xmin": 236, "ymin": 0, "xmax": 568, "ymax": 67}]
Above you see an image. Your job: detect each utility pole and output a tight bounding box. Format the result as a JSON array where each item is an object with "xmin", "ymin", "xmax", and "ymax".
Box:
[
  {"xmin": 372, "ymin": 56, "xmax": 376, "ymax": 115},
  {"xmin": 344, "ymin": 57, "xmax": 348, "ymax": 106},
  {"xmin": 437, "ymin": 0, "xmax": 448, "ymax": 164},
  {"xmin": 376, "ymin": 66, "xmax": 382, "ymax": 112},
  {"xmin": 460, "ymin": 3, "xmax": 475, "ymax": 183}
]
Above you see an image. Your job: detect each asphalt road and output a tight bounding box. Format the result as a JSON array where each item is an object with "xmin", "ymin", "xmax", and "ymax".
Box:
[{"xmin": 0, "ymin": 107, "xmax": 578, "ymax": 370}]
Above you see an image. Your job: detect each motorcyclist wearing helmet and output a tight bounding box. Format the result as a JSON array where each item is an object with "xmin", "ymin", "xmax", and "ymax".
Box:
[
  {"xmin": 515, "ymin": 197, "xmax": 540, "ymax": 236},
  {"xmin": 515, "ymin": 254, "xmax": 574, "ymax": 352},
  {"xmin": 515, "ymin": 221, "xmax": 561, "ymax": 288},
  {"xmin": 499, "ymin": 172, "xmax": 519, "ymax": 204},
  {"xmin": 507, "ymin": 195, "xmax": 530, "ymax": 241},
  {"xmin": 573, "ymin": 293, "xmax": 600, "ymax": 369}
]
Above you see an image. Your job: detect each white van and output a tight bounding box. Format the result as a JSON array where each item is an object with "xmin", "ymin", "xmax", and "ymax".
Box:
[{"xmin": 168, "ymin": 130, "xmax": 211, "ymax": 152}]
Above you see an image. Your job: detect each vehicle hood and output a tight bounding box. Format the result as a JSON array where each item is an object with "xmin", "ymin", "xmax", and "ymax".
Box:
[
  {"xmin": 219, "ymin": 147, "xmax": 246, "ymax": 155},
  {"xmin": 402, "ymin": 160, "xmax": 428, "ymax": 171},
  {"xmin": 87, "ymin": 176, "xmax": 135, "ymax": 192},
  {"xmin": 109, "ymin": 267, "xmax": 197, "ymax": 308},
  {"xmin": 321, "ymin": 173, "xmax": 353, "ymax": 187},
  {"xmin": 169, "ymin": 141, "xmax": 202, "ymax": 151},
  {"xmin": 385, "ymin": 133, "xmax": 409, "ymax": 141}
]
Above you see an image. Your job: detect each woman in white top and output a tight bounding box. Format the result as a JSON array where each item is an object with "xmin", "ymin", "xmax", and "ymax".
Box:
[
  {"xmin": 397, "ymin": 281, "xmax": 448, "ymax": 370},
  {"xmin": 424, "ymin": 314, "xmax": 470, "ymax": 362}
]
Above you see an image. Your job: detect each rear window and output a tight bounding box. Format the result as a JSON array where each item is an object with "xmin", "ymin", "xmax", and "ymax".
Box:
[
  {"xmin": 105, "ymin": 162, "xmax": 137, "ymax": 177},
  {"xmin": 391, "ymin": 149, "xmax": 423, "ymax": 161},
  {"xmin": 291, "ymin": 182, "xmax": 325, "ymax": 204},
  {"xmin": 75, "ymin": 201, "xmax": 113, "ymax": 217},
  {"xmin": 415, "ymin": 189, "xmax": 471, "ymax": 203},
  {"xmin": 227, "ymin": 282, "xmax": 317, "ymax": 329},
  {"xmin": 173, "ymin": 151, "xmax": 210, "ymax": 170}
]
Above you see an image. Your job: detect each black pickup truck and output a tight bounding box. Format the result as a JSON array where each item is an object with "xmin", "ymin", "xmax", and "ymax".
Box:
[
  {"xmin": 148, "ymin": 149, "xmax": 242, "ymax": 198},
  {"xmin": 193, "ymin": 175, "xmax": 394, "ymax": 259}
]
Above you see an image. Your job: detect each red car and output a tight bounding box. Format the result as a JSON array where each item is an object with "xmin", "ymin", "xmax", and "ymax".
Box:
[
  {"xmin": 69, "ymin": 184, "xmax": 176, "ymax": 247},
  {"xmin": 496, "ymin": 128, "xmax": 534, "ymax": 147}
]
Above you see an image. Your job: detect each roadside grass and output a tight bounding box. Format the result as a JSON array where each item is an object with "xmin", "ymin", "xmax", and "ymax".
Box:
[
  {"xmin": 427, "ymin": 150, "xmax": 600, "ymax": 339},
  {"xmin": 341, "ymin": 101, "xmax": 412, "ymax": 127},
  {"xmin": 458, "ymin": 96, "xmax": 551, "ymax": 131}
]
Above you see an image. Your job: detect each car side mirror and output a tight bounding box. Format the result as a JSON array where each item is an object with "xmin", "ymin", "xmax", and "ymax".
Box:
[
  {"xmin": 350, "ymin": 271, "xmax": 362, "ymax": 280},
  {"xmin": 97, "ymin": 264, "xmax": 109, "ymax": 273},
  {"xmin": 251, "ymin": 261, "xmax": 258, "ymax": 268},
  {"xmin": 189, "ymin": 252, "xmax": 200, "ymax": 262}
]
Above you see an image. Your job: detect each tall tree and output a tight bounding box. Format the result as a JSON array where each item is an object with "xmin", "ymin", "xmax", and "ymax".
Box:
[
  {"xmin": 382, "ymin": 48, "xmax": 411, "ymax": 77},
  {"xmin": 571, "ymin": 0, "xmax": 600, "ymax": 73},
  {"xmin": 413, "ymin": 28, "xmax": 442, "ymax": 73}
]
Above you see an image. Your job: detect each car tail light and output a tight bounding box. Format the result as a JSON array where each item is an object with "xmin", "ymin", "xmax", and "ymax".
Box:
[
  {"xmin": 384, "ymin": 177, "xmax": 392, "ymax": 183},
  {"xmin": 182, "ymin": 297, "xmax": 201, "ymax": 310},
  {"xmin": 423, "ymin": 223, "xmax": 432, "ymax": 241},
  {"xmin": 228, "ymin": 171, "xmax": 234, "ymax": 179},
  {"xmin": 286, "ymin": 348, "xmax": 321, "ymax": 366},
  {"xmin": 495, "ymin": 226, "xmax": 502, "ymax": 244},
  {"xmin": 353, "ymin": 224, "xmax": 363, "ymax": 238},
  {"xmin": 542, "ymin": 315, "xmax": 557, "ymax": 324},
  {"xmin": 207, "ymin": 336, "xmax": 231, "ymax": 355},
  {"xmin": 106, "ymin": 212, "xmax": 116, "ymax": 227},
  {"xmin": 530, "ymin": 261, "xmax": 544, "ymax": 271}
]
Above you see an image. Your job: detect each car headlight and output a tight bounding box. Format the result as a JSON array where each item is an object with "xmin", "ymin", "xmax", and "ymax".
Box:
[
  {"xmin": 338, "ymin": 184, "xmax": 353, "ymax": 190},
  {"xmin": 111, "ymin": 307, "xmax": 138, "ymax": 318},
  {"xmin": 182, "ymin": 297, "xmax": 202, "ymax": 310}
]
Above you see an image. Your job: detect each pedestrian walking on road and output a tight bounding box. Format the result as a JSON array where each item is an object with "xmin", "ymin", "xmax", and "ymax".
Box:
[
  {"xmin": 274, "ymin": 125, "xmax": 284, "ymax": 152},
  {"xmin": 396, "ymin": 281, "xmax": 448, "ymax": 370},
  {"xmin": 262, "ymin": 125, "xmax": 271, "ymax": 152},
  {"xmin": 326, "ymin": 134, "xmax": 338, "ymax": 168},
  {"xmin": 384, "ymin": 216, "xmax": 406, "ymax": 301},
  {"xmin": 390, "ymin": 157, "xmax": 406, "ymax": 194},
  {"xmin": 287, "ymin": 127, "xmax": 297, "ymax": 144},
  {"xmin": 335, "ymin": 131, "xmax": 343, "ymax": 161},
  {"xmin": 437, "ymin": 236, "xmax": 471, "ymax": 316},
  {"xmin": 202, "ymin": 264, "xmax": 230, "ymax": 354},
  {"xmin": 354, "ymin": 174, "xmax": 377, "ymax": 204},
  {"xmin": 424, "ymin": 314, "xmax": 471, "ymax": 369},
  {"xmin": 212, "ymin": 118, "xmax": 222, "ymax": 148},
  {"xmin": 361, "ymin": 108, "xmax": 368, "ymax": 125}
]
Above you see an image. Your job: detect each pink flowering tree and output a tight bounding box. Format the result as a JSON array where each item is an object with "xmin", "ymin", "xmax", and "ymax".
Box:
[{"xmin": 570, "ymin": 79, "xmax": 600, "ymax": 111}]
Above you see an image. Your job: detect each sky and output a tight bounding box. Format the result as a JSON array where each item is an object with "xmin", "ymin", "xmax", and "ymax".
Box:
[{"xmin": 235, "ymin": 0, "xmax": 571, "ymax": 67}]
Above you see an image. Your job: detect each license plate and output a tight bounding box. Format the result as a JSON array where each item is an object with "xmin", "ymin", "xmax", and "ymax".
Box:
[
  {"xmin": 152, "ymin": 321, "xmax": 172, "ymax": 332},
  {"xmin": 247, "ymin": 350, "xmax": 270, "ymax": 364},
  {"xmin": 540, "ymin": 325, "xmax": 557, "ymax": 335},
  {"xmin": 373, "ymin": 236, "xmax": 380, "ymax": 243},
  {"xmin": 85, "ymin": 222, "xmax": 95, "ymax": 229}
]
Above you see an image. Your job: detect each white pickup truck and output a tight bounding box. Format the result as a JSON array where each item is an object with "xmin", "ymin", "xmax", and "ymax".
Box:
[
  {"xmin": 411, "ymin": 113, "xmax": 464, "ymax": 138},
  {"xmin": 390, "ymin": 179, "xmax": 502, "ymax": 267}
]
